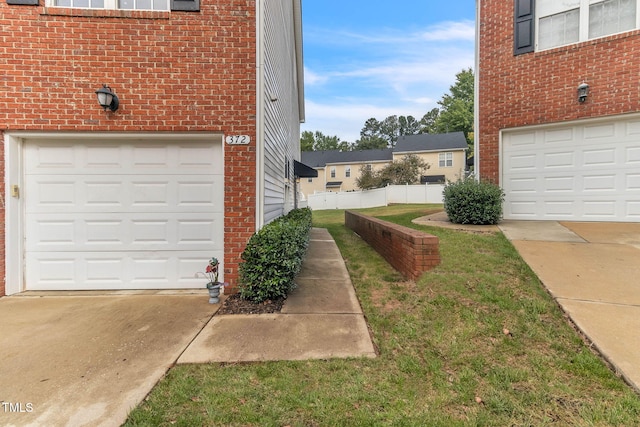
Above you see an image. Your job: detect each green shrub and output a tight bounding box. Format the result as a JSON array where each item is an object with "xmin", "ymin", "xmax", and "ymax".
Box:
[
  {"xmin": 238, "ymin": 207, "xmax": 313, "ymax": 303},
  {"xmin": 443, "ymin": 177, "xmax": 505, "ymax": 225}
]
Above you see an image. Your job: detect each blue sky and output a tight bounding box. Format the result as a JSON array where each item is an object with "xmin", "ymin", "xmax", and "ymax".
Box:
[{"xmin": 301, "ymin": 0, "xmax": 476, "ymax": 143}]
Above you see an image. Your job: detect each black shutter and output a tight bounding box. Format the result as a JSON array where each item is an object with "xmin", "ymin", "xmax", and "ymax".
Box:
[
  {"xmin": 514, "ymin": 0, "xmax": 535, "ymax": 55},
  {"xmin": 6, "ymin": 0, "xmax": 39, "ymax": 4},
  {"xmin": 170, "ymin": 0, "xmax": 199, "ymax": 11}
]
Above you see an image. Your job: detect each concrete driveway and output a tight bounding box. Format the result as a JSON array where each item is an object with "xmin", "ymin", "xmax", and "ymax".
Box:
[
  {"xmin": 499, "ymin": 220, "xmax": 640, "ymax": 393},
  {"xmin": 0, "ymin": 291, "xmax": 217, "ymax": 427}
]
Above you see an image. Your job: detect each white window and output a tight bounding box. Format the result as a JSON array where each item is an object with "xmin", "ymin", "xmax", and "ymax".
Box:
[
  {"xmin": 51, "ymin": 0, "xmax": 169, "ymax": 10},
  {"xmin": 345, "ymin": 166, "xmax": 351, "ymax": 178},
  {"xmin": 537, "ymin": 0, "xmax": 638, "ymax": 50},
  {"xmin": 330, "ymin": 167, "xmax": 336, "ymax": 178},
  {"xmin": 439, "ymin": 152, "xmax": 453, "ymax": 168}
]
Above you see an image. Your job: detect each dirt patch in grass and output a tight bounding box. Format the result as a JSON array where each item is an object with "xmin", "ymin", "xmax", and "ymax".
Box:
[
  {"xmin": 217, "ymin": 293, "xmax": 285, "ymax": 315},
  {"xmin": 370, "ymin": 287, "xmax": 404, "ymax": 313}
]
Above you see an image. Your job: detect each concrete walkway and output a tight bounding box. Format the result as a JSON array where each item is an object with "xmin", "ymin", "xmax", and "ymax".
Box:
[
  {"xmin": 0, "ymin": 228, "xmax": 373, "ymax": 427},
  {"xmin": 415, "ymin": 212, "xmax": 640, "ymax": 393},
  {"xmin": 178, "ymin": 228, "xmax": 377, "ymax": 363}
]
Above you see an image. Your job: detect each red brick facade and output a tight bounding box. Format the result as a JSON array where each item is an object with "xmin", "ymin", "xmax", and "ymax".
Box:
[
  {"xmin": 478, "ymin": 0, "xmax": 640, "ymax": 184},
  {"xmin": 345, "ymin": 210, "xmax": 440, "ymax": 281},
  {"xmin": 0, "ymin": 2, "xmax": 259, "ymax": 295}
]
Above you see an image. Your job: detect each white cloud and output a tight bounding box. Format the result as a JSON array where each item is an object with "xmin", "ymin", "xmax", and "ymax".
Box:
[
  {"xmin": 303, "ymin": 66, "xmax": 328, "ymax": 86},
  {"xmin": 420, "ymin": 20, "xmax": 476, "ymax": 42}
]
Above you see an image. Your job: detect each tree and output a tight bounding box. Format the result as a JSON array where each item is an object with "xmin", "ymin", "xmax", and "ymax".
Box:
[
  {"xmin": 355, "ymin": 154, "xmax": 429, "ymax": 190},
  {"xmin": 353, "ymin": 115, "xmax": 422, "ymax": 150},
  {"xmin": 355, "ymin": 165, "xmax": 379, "ymax": 190},
  {"xmin": 432, "ymin": 68, "xmax": 474, "ymax": 153},
  {"xmin": 378, "ymin": 154, "xmax": 429, "ymax": 186},
  {"xmin": 354, "ymin": 118, "xmax": 387, "ymax": 150},
  {"xmin": 300, "ymin": 130, "xmax": 350, "ymax": 151},
  {"xmin": 399, "ymin": 115, "xmax": 422, "ymax": 136},
  {"xmin": 300, "ymin": 130, "xmax": 315, "ymax": 151},
  {"xmin": 378, "ymin": 115, "xmax": 400, "ymax": 147},
  {"xmin": 420, "ymin": 108, "xmax": 440, "ymax": 134}
]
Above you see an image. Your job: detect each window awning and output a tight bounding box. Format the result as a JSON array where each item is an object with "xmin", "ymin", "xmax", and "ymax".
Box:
[
  {"xmin": 294, "ymin": 160, "xmax": 318, "ymax": 178},
  {"xmin": 326, "ymin": 181, "xmax": 342, "ymax": 188},
  {"xmin": 421, "ymin": 175, "xmax": 445, "ymax": 184}
]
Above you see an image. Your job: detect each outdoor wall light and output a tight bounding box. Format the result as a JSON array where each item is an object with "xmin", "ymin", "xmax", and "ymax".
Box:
[
  {"xmin": 577, "ymin": 82, "xmax": 589, "ymax": 103},
  {"xmin": 95, "ymin": 84, "xmax": 119, "ymax": 112}
]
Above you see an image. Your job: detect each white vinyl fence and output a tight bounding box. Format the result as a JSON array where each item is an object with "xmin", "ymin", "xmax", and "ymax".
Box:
[{"xmin": 306, "ymin": 184, "xmax": 445, "ymax": 211}]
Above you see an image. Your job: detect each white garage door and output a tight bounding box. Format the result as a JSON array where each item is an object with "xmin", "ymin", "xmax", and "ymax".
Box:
[
  {"xmin": 24, "ymin": 139, "xmax": 224, "ymax": 290},
  {"xmin": 502, "ymin": 117, "xmax": 640, "ymax": 221}
]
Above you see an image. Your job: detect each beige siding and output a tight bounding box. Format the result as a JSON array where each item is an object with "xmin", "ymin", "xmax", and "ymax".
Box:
[
  {"xmin": 301, "ymin": 169, "xmax": 327, "ymax": 195},
  {"xmin": 393, "ymin": 151, "xmax": 466, "ymax": 182},
  {"xmin": 300, "ymin": 161, "xmax": 390, "ymax": 196}
]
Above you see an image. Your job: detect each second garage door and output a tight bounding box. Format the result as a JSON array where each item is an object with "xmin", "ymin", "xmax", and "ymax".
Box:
[
  {"xmin": 24, "ymin": 139, "xmax": 224, "ymax": 290},
  {"xmin": 502, "ymin": 116, "xmax": 640, "ymax": 221}
]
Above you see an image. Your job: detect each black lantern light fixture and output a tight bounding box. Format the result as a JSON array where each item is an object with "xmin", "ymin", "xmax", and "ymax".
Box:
[
  {"xmin": 95, "ymin": 84, "xmax": 119, "ymax": 112},
  {"xmin": 577, "ymin": 82, "xmax": 589, "ymax": 103}
]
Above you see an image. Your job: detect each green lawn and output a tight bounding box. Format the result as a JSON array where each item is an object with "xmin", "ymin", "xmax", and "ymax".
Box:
[{"xmin": 125, "ymin": 205, "xmax": 640, "ymax": 426}]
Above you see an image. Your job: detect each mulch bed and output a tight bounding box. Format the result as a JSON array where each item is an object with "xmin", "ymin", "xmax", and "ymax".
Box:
[{"xmin": 217, "ymin": 293, "xmax": 285, "ymax": 315}]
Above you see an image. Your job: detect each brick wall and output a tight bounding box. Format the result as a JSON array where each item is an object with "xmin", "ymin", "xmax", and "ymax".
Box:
[
  {"xmin": 0, "ymin": 2, "xmax": 259, "ymax": 294},
  {"xmin": 345, "ymin": 210, "xmax": 440, "ymax": 281},
  {"xmin": 478, "ymin": 0, "xmax": 640, "ymax": 184}
]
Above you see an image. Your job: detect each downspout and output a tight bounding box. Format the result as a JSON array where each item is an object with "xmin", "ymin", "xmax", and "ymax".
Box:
[
  {"xmin": 255, "ymin": 0, "xmax": 265, "ymax": 229},
  {"xmin": 474, "ymin": 0, "xmax": 481, "ymax": 181}
]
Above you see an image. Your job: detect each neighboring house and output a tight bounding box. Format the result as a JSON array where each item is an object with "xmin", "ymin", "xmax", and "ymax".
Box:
[
  {"xmin": 0, "ymin": 0, "xmax": 305, "ymax": 296},
  {"xmin": 300, "ymin": 132, "xmax": 467, "ymax": 196},
  {"xmin": 301, "ymin": 149, "xmax": 393, "ymax": 194},
  {"xmin": 394, "ymin": 133, "xmax": 468, "ymax": 183},
  {"xmin": 477, "ymin": 0, "xmax": 640, "ymax": 222}
]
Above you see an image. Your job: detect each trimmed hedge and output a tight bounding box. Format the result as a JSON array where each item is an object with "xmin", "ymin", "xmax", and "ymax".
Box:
[
  {"xmin": 443, "ymin": 177, "xmax": 505, "ymax": 225},
  {"xmin": 238, "ymin": 207, "xmax": 313, "ymax": 303}
]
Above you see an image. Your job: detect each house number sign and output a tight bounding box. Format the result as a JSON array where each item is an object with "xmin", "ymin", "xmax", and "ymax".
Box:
[{"xmin": 225, "ymin": 135, "xmax": 251, "ymax": 145}]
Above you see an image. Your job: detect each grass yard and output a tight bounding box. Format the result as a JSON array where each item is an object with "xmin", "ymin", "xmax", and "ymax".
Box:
[{"xmin": 125, "ymin": 204, "xmax": 640, "ymax": 426}]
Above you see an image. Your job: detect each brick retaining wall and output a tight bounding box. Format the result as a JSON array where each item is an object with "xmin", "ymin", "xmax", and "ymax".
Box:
[{"xmin": 345, "ymin": 211, "xmax": 440, "ymax": 281}]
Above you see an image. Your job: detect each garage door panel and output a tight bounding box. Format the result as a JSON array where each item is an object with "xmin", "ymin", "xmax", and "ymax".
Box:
[
  {"xmin": 543, "ymin": 128, "xmax": 574, "ymax": 144},
  {"xmin": 544, "ymin": 176, "xmax": 575, "ymax": 192},
  {"xmin": 26, "ymin": 213, "xmax": 222, "ymax": 252},
  {"xmin": 503, "ymin": 117, "xmax": 640, "ymax": 221},
  {"xmin": 627, "ymin": 202, "xmax": 640, "ymax": 218},
  {"xmin": 25, "ymin": 176, "xmax": 222, "ymax": 213},
  {"xmin": 543, "ymin": 201, "xmax": 576, "ymax": 217},
  {"xmin": 625, "ymin": 120, "xmax": 640, "ymax": 135},
  {"xmin": 627, "ymin": 174, "xmax": 640, "ymax": 189},
  {"xmin": 584, "ymin": 123, "xmax": 616, "ymax": 140},
  {"xmin": 627, "ymin": 146, "xmax": 640, "ymax": 163},
  {"xmin": 582, "ymin": 174, "xmax": 617, "ymax": 191},
  {"xmin": 583, "ymin": 200, "xmax": 617, "ymax": 218},
  {"xmin": 26, "ymin": 142, "xmax": 222, "ymax": 175},
  {"xmin": 544, "ymin": 151, "xmax": 575, "ymax": 168},
  {"xmin": 24, "ymin": 139, "xmax": 224, "ymax": 290},
  {"xmin": 26, "ymin": 251, "xmax": 223, "ymax": 290},
  {"xmin": 583, "ymin": 148, "xmax": 616, "ymax": 166}
]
